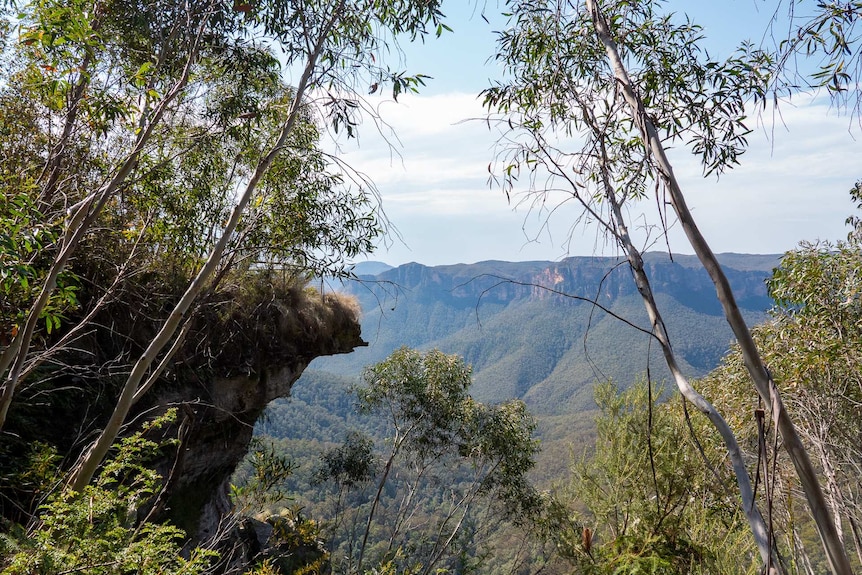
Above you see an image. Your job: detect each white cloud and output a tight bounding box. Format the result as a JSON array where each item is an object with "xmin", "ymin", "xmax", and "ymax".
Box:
[
  {"xmin": 373, "ymin": 92, "xmax": 488, "ymax": 136},
  {"xmin": 329, "ymin": 90, "xmax": 862, "ymax": 266}
]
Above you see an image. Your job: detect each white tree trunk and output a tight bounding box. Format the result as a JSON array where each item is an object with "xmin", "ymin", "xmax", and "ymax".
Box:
[{"xmin": 584, "ymin": 2, "xmax": 852, "ymax": 572}]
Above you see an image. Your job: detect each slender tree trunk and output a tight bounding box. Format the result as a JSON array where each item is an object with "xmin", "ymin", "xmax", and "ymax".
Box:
[
  {"xmin": 598, "ymin": 163, "xmax": 777, "ymax": 569},
  {"xmin": 386, "ymin": 461, "xmax": 426, "ymax": 554},
  {"xmin": 847, "ymin": 514, "xmax": 862, "ymax": 567},
  {"xmin": 67, "ymin": 2, "xmax": 344, "ymax": 492},
  {"xmin": 584, "ymin": 2, "xmax": 852, "ymax": 572},
  {"xmin": 817, "ymin": 436, "xmax": 846, "ymax": 546},
  {"xmin": 793, "ymin": 523, "xmax": 818, "ymax": 575},
  {"xmin": 421, "ymin": 484, "xmax": 483, "ymax": 575},
  {"xmin": 0, "ymin": 12, "xmax": 208, "ymax": 429},
  {"xmin": 358, "ymin": 439, "xmax": 400, "ymax": 573}
]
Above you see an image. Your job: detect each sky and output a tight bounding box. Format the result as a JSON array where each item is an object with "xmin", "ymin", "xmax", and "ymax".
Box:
[{"xmin": 322, "ymin": 0, "xmax": 862, "ymax": 267}]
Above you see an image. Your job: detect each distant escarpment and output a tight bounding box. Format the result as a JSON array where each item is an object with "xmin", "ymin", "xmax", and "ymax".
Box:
[
  {"xmin": 258, "ymin": 253, "xmax": 780, "ymax": 498},
  {"xmin": 1, "ymin": 272, "xmax": 365, "ymax": 556},
  {"xmin": 311, "ymin": 253, "xmax": 779, "ymax": 415},
  {"xmin": 357, "ymin": 253, "xmax": 775, "ymax": 312}
]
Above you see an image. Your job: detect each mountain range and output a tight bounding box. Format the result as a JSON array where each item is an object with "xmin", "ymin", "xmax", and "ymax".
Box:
[{"xmin": 260, "ymin": 252, "xmax": 781, "ymax": 481}]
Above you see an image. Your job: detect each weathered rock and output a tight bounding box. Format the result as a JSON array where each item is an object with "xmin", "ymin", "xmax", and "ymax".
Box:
[
  {"xmin": 1, "ymin": 278, "xmax": 364, "ymax": 574},
  {"xmin": 142, "ymin": 290, "xmax": 366, "ymax": 548}
]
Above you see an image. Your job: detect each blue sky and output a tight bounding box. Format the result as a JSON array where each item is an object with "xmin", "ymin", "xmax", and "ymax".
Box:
[{"xmin": 325, "ymin": 0, "xmax": 862, "ymax": 266}]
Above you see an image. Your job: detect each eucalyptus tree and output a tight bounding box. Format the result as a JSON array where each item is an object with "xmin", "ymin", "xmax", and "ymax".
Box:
[
  {"xmin": 0, "ymin": 0, "xmax": 449, "ymax": 492},
  {"xmin": 483, "ymin": 0, "xmax": 855, "ymax": 572},
  {"xmin": 316, "ymin": 347, "xmax": 540, "ymax": 575}
]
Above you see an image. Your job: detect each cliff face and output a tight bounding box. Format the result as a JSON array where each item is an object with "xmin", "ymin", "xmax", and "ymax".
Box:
[
  {"xmin": 1, "ymin": 277, "xmax": 365, "ymax": 563},
  {"xmin": 141, "ymin": 289, "xmax": 366, "ymax": 545},
  {"xmin": 359, "ymin": 253, "xmax": 776, "ymax": 311}
]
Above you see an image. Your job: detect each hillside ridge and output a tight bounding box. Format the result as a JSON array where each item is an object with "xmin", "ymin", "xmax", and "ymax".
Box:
[
  {"xmin": 265, "ymin": 252, "xmax": 781, "ymax": 485},
  {"xmin": 308, "ymin": 252, "xmax": 779, "ymax": 413}
]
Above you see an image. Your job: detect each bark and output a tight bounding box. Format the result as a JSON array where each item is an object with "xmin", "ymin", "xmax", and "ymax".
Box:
[
  {"xmin": 817, "ymin": 433, "xmax": 846, "ymax": 546},
  {"xmin": 848, "ymin": 515, "xmax": 862, "ymax": 567},
  {"xmin": 584, "ymin": 1, "xmax": 852, "ymax": 572}
]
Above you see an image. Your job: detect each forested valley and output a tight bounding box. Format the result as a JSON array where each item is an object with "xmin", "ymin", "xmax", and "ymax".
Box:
[{"xmin": 1, "ymin": 0, "xmax": 862, "ymax": 574}]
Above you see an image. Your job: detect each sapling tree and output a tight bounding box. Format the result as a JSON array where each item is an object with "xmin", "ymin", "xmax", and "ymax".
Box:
[
  {"xmin": 316, "ymin": 347, "xmax": 540, "ymax": 575},
  {"xmin": 0, "ymin": 410, "xmax": 217, "ymax": 574}
]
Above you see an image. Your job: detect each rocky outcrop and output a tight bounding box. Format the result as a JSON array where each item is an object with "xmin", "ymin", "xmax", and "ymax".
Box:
[
  {"xmin": 0, "ymin": 274, "xmax": 365, "ymax": 572},
  {"xmin": 138, "ymin": 289, "xmax": 366, "ymax": 548}
]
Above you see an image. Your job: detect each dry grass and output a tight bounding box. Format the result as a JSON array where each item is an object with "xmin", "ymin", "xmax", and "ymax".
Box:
[{"xmin": 186, "ymin": 271, "xmax": 364, "ymax": 377}]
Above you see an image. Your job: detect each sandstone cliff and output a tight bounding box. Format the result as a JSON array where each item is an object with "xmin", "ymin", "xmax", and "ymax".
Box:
[{"xmin": 1, "ymin": 274, "xmax": 365, "ymax": 570}]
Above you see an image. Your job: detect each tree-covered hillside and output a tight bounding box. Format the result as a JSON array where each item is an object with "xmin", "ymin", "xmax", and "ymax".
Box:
[
  {"xmin": 259, "ymin": 253, "xmax": 777, "ymax": 483},
  {"xmin": 300, "ymin": 253, "xmax": 776, "ymax": 414}
]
